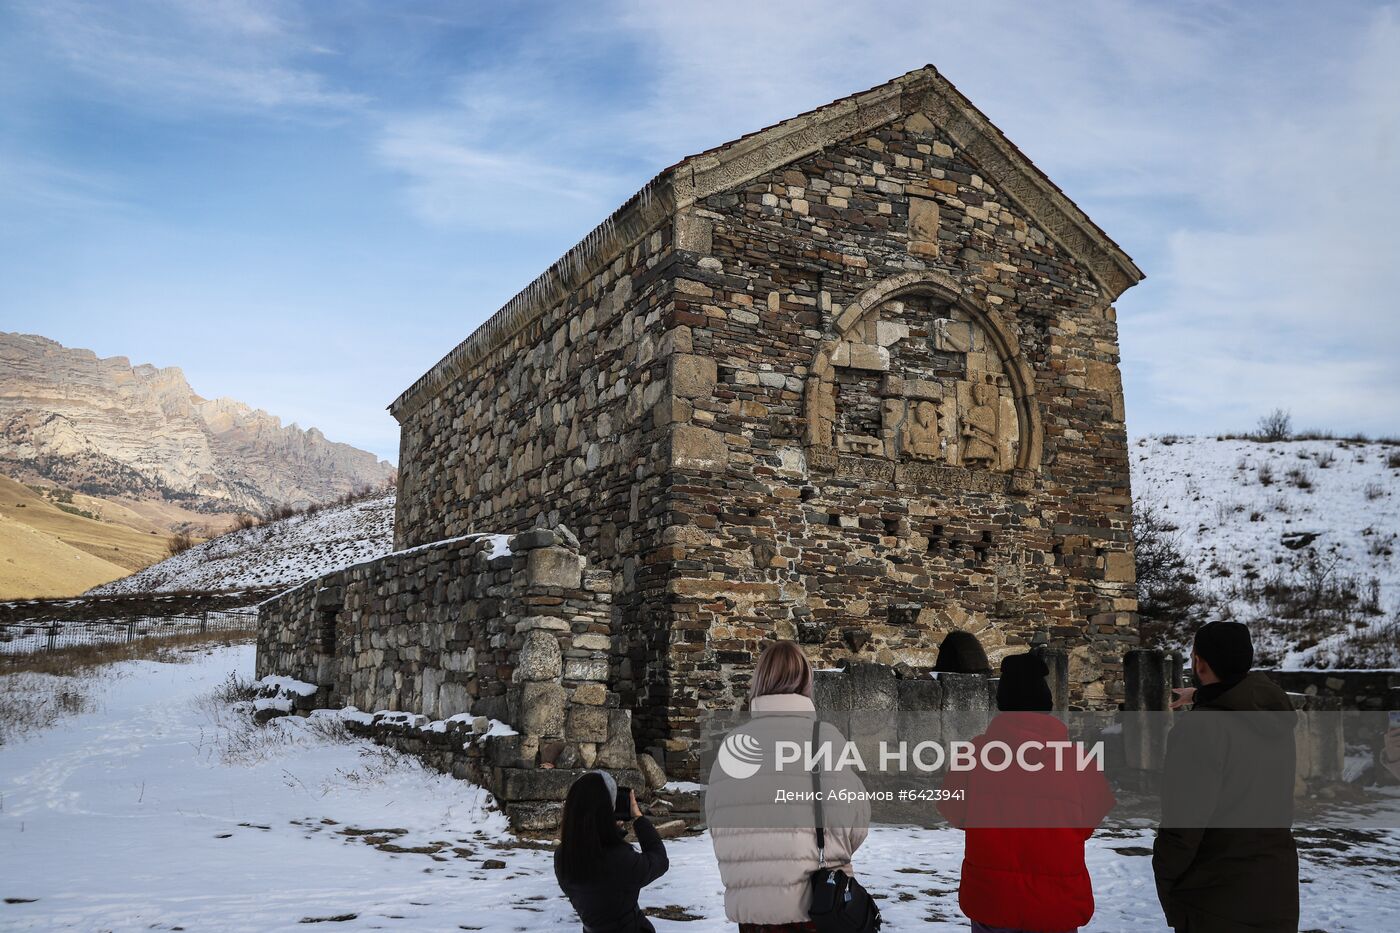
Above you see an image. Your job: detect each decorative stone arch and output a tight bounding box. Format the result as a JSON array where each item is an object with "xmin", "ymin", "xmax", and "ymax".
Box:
[{"xmin": 804, "ymin": 270, "xmax": 1043, "ymax": 478}]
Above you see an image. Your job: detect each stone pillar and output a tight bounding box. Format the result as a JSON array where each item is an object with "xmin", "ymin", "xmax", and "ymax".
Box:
[
  {"xmin": 1291, "ymin": 693, "xmax": 1343, "ymax": 792},
  {"xmin": 1123, "ymin": 648, "xmax": 1172, "ymax": 772},
  {"xmin": 499, "ymin": 527, "xmax": 636, "ymax": 829},
  {"xmin": 1041, "ymin": 648, "xmax": 1070, "ymax": 711}
]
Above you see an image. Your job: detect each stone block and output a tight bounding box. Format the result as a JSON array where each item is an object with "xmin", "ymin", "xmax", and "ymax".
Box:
[
  {"xmin": 596, "ymin": 709, "xmax": 636, "ymax": 769},
  {"xmin": 896, "ymin": 676, "xmax": 943, "ymax": 711},
  {"xmin": 506, "ymin": 801, "xmax": 565, "ymax": 831},
  {"xmin": 674, "ymin": 210, "xmax": 713, "ymax": 254},
  {"xmin": 517, "ymin": 615, "xmax": 570, "ymax": 633},
  {"xmin": 845, "ymin": 343, "xmax": 889, "ymax": 371},
  {"xmin": 518, "ymin": 630, "xmax": 563, "ymax": 682},
  {"xmin": 564, "ymin": 658, "xmax": 609, "ymax": 682},
  {"xmin": 1104, "ymin": 551, "xmax": 1136, "ymax": 583},
  {"xmin": 637, "ymin": 752, "xmax": 668, "ymax": 790},
  {"xmin": 908, "ymin": 196, "xmax": 940, "ymax": 248},
  {"xmin": 844, "ymin": 662, "xmax": 898, "ymax": 709},
  {"xmin": 518, "ymin": 682, "xmax": 567, "ymax": 737},
  {"xmin": 572, "ymin": 632, "xmax": 611, "ymax": 652},
  {"xmin": 568, "ymin": 704, "xmax": 609, "ymax": 743},
  {"xmin": 527, "ymin": 547, "xmax": 583, "ymax": 589},
  {"xmin": 671, "ymin": 354, "xmax": 718, "ymax": 400},
  {"xmin": 874, "ymin": 320, "xmax": 910, "ymax": 347},
  {"xmin": 671, "ymin": 424, "xmax": 728, "ymax": 472},
  {"xmin": 514, "ymin": 528, "xmax": 559, "ymax": 550},
  {"xmin": 571, "ymin": 682, "xmax": 607, "ymax": 705},
  {"xmin": 814, "ymin": 669, "xmax": 853, "ymax": 711},
  {"xmin": 498, "ymin": 768, "xmax": 580, "ymax": 801}
]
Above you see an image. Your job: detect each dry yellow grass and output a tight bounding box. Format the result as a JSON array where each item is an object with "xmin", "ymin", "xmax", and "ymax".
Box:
[
  {"xmin": 0, "ymin": 474, "xmax": 181, "ymax": 598},
  {"xmin": 0, "ymin": 629, "xmax": 255, "ymax": 675}
]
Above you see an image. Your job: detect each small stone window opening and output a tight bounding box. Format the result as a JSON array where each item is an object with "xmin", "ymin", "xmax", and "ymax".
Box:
[
  {"xmin": 882, "ymin": 517, "xmax": 901, "ymax": 537},
  {"xmin": 827, "ymin": 512, "xmax": 842, "ymax": 527},
  {"xmin": 972, "ymin": 529, "xmax": 993, "ymax": 563},
  {"xmin": 318, "ymin": 610, "xmax": 337, "ymax": 655}
]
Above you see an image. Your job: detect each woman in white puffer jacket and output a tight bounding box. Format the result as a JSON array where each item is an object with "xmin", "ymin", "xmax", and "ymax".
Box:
[{"xmin": 706, "ymin": 641, "xmax": 870, "ymax": 931}]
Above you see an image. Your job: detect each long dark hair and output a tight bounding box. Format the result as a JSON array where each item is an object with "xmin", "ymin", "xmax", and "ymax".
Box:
[{"xmin": 557, "ymin": 772, "xmax": 625, "ymax": 882}]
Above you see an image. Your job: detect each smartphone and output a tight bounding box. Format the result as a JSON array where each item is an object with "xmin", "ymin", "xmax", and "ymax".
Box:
[
  {"xmin": 615, "ymin": 785, "xmax": 633, "ymax": 822},
  {"xmin": 1388, "ymin": 711, "xmax": 1400, "ymax": 730}
]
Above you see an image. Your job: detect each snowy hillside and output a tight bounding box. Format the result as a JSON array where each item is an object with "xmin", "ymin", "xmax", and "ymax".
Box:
[
  {"xmin": 1131, "ymin": 436, "xmax": 1400, "ymax": 669},
  {"xmin": 90, "ymin": 493, "xmax": 395, "ymax": 596}
]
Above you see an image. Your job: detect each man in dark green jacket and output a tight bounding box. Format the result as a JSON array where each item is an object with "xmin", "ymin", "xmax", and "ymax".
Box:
[{"xmin": 1153, "ymin": 621, "xmax": 1300, "ymax": 933}]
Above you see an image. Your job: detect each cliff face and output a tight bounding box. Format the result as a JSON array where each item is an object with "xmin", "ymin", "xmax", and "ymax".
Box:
[{"xmin": 0, "ymin": 332, "xmax": 395, "ymax": 513}]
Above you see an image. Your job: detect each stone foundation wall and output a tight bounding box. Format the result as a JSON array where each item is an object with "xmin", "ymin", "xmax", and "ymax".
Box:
[{"xmin": 1262, "ymin": 669, "xmax": 1400, "ymax": 711}]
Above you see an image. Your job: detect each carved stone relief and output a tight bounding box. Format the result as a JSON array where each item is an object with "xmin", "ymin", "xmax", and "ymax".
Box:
[{"xmin": 820, "ymin": 297, "xmax": 1021, "ymax": 475}]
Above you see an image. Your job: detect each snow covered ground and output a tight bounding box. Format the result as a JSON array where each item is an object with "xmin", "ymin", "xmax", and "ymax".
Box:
[
  {"xmin": 3, "ymin": 647, "xmax": 1398, "ymax": 931},
  {"xmin": 89, "ymin": 494, "xmax": 396, "ymax": 595},
  {"xmin": 1131, "ymin": 435, "xmax": 1400, "ymax": 667}
]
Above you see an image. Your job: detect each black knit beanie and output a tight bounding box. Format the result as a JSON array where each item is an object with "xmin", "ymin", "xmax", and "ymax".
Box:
[
  {"xmin": 1192, "ymin": 622, "xmax": 1254, "ymax": 683},
  {"xmin": 934, "ymin": 630, "xmax": 992, "ymax": 675},
  {"xmin": 997, "ymin": 652, "xmax": 1053, "ymax": 712}
]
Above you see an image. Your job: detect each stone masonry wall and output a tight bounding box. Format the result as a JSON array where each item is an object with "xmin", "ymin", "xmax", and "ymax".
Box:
[
  {"xmin": 256, "ymin": 527, "xmax": 640, "ymax": 828},
  {"xmin": 652, "ymin": 114, "xmax": 1136, "ymax": 770},
  {"xmin": 390, "ymin": 208, "xmax": 681, "ymax": 740}
]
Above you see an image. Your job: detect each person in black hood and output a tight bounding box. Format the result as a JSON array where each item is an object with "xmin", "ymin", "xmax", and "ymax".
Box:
[
  {"xmin": 555, "ymin": 770, "xmax": 669, "ymax": 932},
  {"xmin": 934, "ymin": 630, "xmax": 992, "ymax": 675},
  {"xmin": 1153, "ymin": 622, "xmax": 1299, "ymax": 933}
]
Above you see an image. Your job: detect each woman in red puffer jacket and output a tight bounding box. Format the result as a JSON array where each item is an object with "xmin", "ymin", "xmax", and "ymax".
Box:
[{"xmin": 937, "ymin": 653, "xmax": 1115, "ymax": 933}]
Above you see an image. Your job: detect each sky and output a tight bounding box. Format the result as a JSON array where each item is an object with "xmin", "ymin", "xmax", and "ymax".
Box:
[{"xmin": 1, "ymin": 0, "xmax": 1397, "ymax": 464}]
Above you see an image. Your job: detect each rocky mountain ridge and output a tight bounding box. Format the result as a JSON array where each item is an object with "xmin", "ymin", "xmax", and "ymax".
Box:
[{"xmin": 0, "ymin": 332, "xmax": 395, "ymax": 514}]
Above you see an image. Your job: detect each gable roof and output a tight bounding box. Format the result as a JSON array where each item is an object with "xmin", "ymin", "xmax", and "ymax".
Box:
[{"xmin": 390, "ymin": 65, "xmax": 1143, "ymax": 422}]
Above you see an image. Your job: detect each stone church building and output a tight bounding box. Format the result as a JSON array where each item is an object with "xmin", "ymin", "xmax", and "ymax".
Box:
[
  {"xmin": 384, "ymin": 65, "xmax": 1142, "ymax": 762},
  {"xmin": 260, "ymin": 66, "xmax": 1142, "ymax": 782}
]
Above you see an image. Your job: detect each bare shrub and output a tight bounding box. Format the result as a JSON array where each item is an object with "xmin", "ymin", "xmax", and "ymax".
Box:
[
  {"xmin": 1388, "ymin": 451, "xmax": 1400, "ymax": 470},
  {"xmin": 210, "ymin": 670, "xmax": 258, "ymax": 704},
  {"xmin": 1311, "ymin": 616, "xmax": 1400, "ymax": 669},
  {"xmin": 193, "ymin": 699, "xmax": 352, "ymax": 768},
  {"xmin": 266, "ymin": 503, "xmax": 297, "ymax": 522},
  {"xmin": 1134, "ymin": 501, "xmax": 1209, "ymax": 648},
  {"xmin": 1213, "ymin": 501, "xmax": 1243, "ymax": 524},
  {"xmin": 1231, "ymin": 555, "xmax": 1387, "ymax": 659},
  {"xmin": 233, "ymin": 513, "xmax": 259, "ymax": 531},
  {"xmin": 1257, "ymin": 462, "xmax": 1276, "ymax": 486},
  {"xmin": 0, "ymin": 673, "xmax": 94, "ymax": 745},
  {"xmin": 1364, "ymin": 482, "xmax": 1386, "ymax": 501},
  {"xmin": 1285, "ymin": 467, "xmax": 1314, "ymax": 491},
  {"xmin": 1256, "ymin": 409, "xmax": 1293, "ymax": 442},
  {"xmin": 167, "ymin": 530, "xmax": 197, "ymax": 556},
  {"xmin": 1315, "ymin": 450, "xmax": 1335, "ymax": 469}
]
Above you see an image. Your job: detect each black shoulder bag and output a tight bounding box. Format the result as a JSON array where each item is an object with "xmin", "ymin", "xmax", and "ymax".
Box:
[{"xmin": 807, "ymin": 718, "xmax": 881, "ymax": 932}]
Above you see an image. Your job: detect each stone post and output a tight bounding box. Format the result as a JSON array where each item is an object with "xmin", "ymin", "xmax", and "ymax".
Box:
[
  {"xmin": 1041, "ymin": 648, "xmax": 1070, "ymax": 711},
  {"xmin": 1123, "ymin": 648, "xmax": 1172, "ymax": 772},
  {"xmin": 499, "ymin": 527, "xmax": 637, "ymax": 829}
]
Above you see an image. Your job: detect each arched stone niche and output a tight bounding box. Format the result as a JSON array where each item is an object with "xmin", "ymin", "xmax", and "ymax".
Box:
[{"xmin": 804, "ymin": 271, "xmax": 1042, "ymax": 491}]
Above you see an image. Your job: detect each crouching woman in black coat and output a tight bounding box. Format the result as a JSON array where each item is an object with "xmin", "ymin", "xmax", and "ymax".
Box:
[{"xmin": 555, "ymin": 770, "xmax": 669, "ymax": 932}]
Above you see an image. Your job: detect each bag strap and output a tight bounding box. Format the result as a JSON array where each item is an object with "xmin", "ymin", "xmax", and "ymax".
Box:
[{"xmin": 810, "ymin": 717, "xmax": 826, "ymax": 868}]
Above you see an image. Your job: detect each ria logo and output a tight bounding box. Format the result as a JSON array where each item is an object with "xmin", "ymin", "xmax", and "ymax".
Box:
[{"xmin": 717, "ymin": 731, "xmax": 765, "ymax": 780}]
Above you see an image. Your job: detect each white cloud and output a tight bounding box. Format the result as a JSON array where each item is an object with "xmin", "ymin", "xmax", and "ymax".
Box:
[
  {"xmin": 374, "ymin": 113, "xmax": 629, "ymax": 232},
  {"xmin": 20, "ymin": 0, "xmax": 363, "ymax": 114},
  {"xmin": 604, "ymin": 0, "xmax": 1400, "ymax": 435}
]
